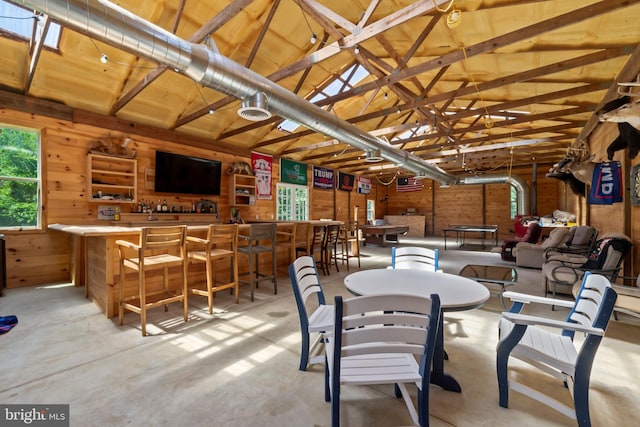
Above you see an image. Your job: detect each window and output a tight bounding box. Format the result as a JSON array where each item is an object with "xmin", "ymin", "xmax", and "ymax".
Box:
[
  {"xmin": 0, "ymin": 124, "xmax": 42, "ymax": 229},
  {"xmin": 0, "ymin": 0, "xmax": 62, "ymax": 49},
  {"xmin": 279, "ymin": 63, "xmax": 370, "ymax": 133},
  {"xmin": 510, "ymin": 184, "xmax": 518, "ymax": 219},
  {"xmin": 276, "ymin": 183, "xmax": 308, "ymax": 221},
  {"xmin": 366, "ymin": 199, "xmax": 375, "ymax": 223}
]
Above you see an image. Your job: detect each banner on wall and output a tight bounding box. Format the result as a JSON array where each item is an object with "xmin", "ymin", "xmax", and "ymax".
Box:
[
  {"xmin": 251, "ymin": 151, "xmax": 273, "ymax": 200},
  {"xmin": 397, "ymin": 177, "xmax": 423, "ymax": 192},
  {"xmin": 338, "ymin": 172, "xmax": 355, "ymax": 191},
  {"xmin": 313, "ymin": 166, "xmax": 334, "ymax": 189},
  {"xmin": 280, "ymin": 158, "xmax": 307, "ymax": 185},
  {"xmin": 357, "ymin": 176, "xmax": 371, "ymax": 194},
  {"xmin": 588, "ymin": 161, "xmax": 623, "ymax": 205}
]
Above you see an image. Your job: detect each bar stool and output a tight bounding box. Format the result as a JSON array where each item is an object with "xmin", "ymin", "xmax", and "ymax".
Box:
[
  {"xmin": 237, "ymin": 223, "xmax": 278, "ymax": 301},
  {"xmin": 276, "ymin": 222, "xmax": 297, "ymax": 272},
  {"xmin": 310, "ymin": 225, "xmax": 327, "ymax": 274},
  {"xmin": 187, "ymin": 224, "xmax": 239, "ymax": 314},
  {"xmin": 320, "ymin": 224, "xmax": 341, "ymax": 275},
  {"xmin": 339, "ymin": 220, "xmax": 361, "ymax": 271},
  {"xmin": 294, "ymin": 221, "xmax": 313, "ymax": 257},
  {"xmin": 116, "ymin": 225, "xmax": 188, "ymax": 336}
]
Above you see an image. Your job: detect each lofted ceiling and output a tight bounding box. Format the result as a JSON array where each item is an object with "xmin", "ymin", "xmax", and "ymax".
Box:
[{"xmin": 2, "ymin": 0, "xmax": 640, "ymax": 180}]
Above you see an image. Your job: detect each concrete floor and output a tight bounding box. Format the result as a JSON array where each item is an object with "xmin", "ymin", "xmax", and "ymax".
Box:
[{"xmin": 1, "ymin": 237, "xmax": 639, "ymax": 426}]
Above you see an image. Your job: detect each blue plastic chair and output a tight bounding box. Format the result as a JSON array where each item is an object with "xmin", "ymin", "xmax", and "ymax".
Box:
[
  {"xmin": 325, "ymin": 293, "xmax": 441, "ymax": 427},
  {"xmin": 497, "ymin": 272, "xmax": 617, "ymax": 427},
  {"xmin": 390, "ymin": 246, "xmax": 439, "ymax": 271},
  {"xmin": 288, "ymin": 256, "xmax": 334, "ymax": 371}
]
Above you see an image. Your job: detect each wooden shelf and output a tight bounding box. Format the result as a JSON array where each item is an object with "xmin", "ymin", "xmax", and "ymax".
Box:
[
  {"xmin": 87, "ymin": 154, "xmax": 137, "ymax": 203},
  {"xmin": 229, "ymin": 174, "xmax": 256, "ymax": 206},
  {"xmin": 115, "ymin": 213, "xmax": 220, "ymax": 226}
]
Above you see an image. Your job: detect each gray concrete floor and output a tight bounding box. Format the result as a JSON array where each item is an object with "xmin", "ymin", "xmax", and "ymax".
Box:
[{"xmin": 1, "ymin": 237, "xmax": 639, "ymax": 426}]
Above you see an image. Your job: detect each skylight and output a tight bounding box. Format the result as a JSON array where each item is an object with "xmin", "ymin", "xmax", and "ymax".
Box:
[
  {"xmin": 279, "ymin": 64, "xmax": 370, "ymax": 133},
  {"xmin": 391, "ymin": 125, "xmax": 432, "ymax": 142},
  {"xmin": 0, "ymin": 0, "xmax": 61, "ymax": 49}
]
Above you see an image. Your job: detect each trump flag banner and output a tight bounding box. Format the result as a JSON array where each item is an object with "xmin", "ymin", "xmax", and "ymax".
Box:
[{"xmin": 588, "ymin": 161, "xmax": 623, "ymax": 205}]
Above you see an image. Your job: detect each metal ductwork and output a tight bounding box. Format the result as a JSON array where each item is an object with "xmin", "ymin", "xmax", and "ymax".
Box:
[
  {"xmin": 13, "ymin": 0, "xmax": 458, "ymax": 185},
  {"xmin": 457, "ymin": 174, "xmax": 530, "ymax": 215}
]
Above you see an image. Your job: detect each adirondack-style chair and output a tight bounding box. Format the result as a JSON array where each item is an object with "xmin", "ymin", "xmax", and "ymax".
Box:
[
  {"xmin": 325, "ymin": 293, "xmax": 441, "ymax": 427},
  {"xmin": 496, "ymin": 273, "xmax": 617, "ymax": 427},
  {"xmin": 288, "ymin": 256, "xmax": 334, "ymax": 371},
  {"xmin": 390, "ymin": 246, "xmax": 439, "ymax": 271}
]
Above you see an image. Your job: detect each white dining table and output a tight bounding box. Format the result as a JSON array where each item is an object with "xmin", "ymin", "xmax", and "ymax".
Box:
[{"xmin": 344, "ymin": 268, "xmax": 490, "ymax": 393}]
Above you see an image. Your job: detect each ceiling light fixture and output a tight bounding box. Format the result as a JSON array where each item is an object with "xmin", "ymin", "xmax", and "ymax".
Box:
[
  {"xmin": 208, "ymin": 108, "xmax": 214, "ymax": 115},
  {"xmin": 365, "ymin": 148, "xmax": 384, "ymax": 163},
  {"xmin": 384, "ymin": 92, "xmax": 388, "ymax": 100},
  {"xmin": 310, "ymin": 33, "xmax": 317, "ymax": 44},
  {"xmin": 100, "ymin": 53, "xmax": 108, "ymax": 64},
  {"xmin": 354, "ymin": 45, "xmax": 360, "ymax": 54},
  {"xmin": 237, "ymin": 92, "xmax": 272, "ymax": 121},
  {"xmin": 446, "ymin": 9, "xmax": 462, "ymax": 29}
]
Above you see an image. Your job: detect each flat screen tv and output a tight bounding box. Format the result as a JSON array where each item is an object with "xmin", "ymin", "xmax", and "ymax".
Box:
[{"xmin": 154, "ymin": 151, "xmax": 222, "ymax": 196}]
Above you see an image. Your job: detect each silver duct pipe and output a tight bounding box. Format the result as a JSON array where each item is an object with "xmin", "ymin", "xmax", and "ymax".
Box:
[
  {"xmin": 13, "ymin": 0, "xmax": 457, "ymax": 185},
  {"xmin": 457, "ymin": 174, "xmax": 530, "ymax": 215}
]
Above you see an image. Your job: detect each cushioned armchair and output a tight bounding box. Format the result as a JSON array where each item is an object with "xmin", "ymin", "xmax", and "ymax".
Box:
[
  {"xmin": 542, "ymin": 232, "xmax": 632, "ymax": 298},
  {"xmin": 514, "ymin": 227, "xmax": 570, "ymax": 269},
  {"xmin": 500, "ymin": 222, "xmax": 541, "ymax": 262},
  {"xmin": 543, "ymin": 225, "xmax": 598, "ymax": 260}
]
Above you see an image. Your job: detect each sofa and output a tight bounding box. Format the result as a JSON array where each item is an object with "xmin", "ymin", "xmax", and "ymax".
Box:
[
  {"xmin": 513, "ymin": 226, "xmax": 570, "ymax": 269},
  {"xmin": 500, "ymin": 222, "xmax": 542, "ymax": 261}
]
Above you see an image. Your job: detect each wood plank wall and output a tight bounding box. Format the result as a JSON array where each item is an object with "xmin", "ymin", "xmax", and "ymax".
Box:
[
  {"xmin": 374, "ymin": 169, "xmax": 565, "ymax": 240},
  {"xmin": 1, "ymin": 106, "xmax": 637, "ymax": 289}
]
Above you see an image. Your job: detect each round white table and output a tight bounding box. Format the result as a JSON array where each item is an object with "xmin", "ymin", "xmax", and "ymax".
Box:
[{"xmin": 344, "ymin": 269, "xmax": 490, "ymax": 393}]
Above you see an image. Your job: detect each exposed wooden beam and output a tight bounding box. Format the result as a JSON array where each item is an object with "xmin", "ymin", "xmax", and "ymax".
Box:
[
  {"xmin": 110, "ymin": 0, "xmax": 253, "ymax": 114},
  {"xmin": 326, "ymin": 0, "xmax": 635, "ymax": 105},
  {"xmin": 24, "ymin": 14, "xmax": 49, "ymax": 94},
  {"xmin": 575, "ymin": 43, "xmax": 640, "ymax": 146},
  {"xmin": 246, "ymin": 0, "xmax": 281, "ymax": 68}
]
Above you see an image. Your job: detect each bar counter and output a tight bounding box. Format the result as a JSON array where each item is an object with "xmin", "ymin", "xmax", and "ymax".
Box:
[{"xmin": 49, "ymin": 222, "xmax": 297, "ymax": 318}]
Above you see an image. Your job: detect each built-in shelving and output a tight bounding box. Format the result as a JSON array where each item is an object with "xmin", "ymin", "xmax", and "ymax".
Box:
[
  {"xmin": 87, "ymin": 154, "xmax": 137, "ymax": 203},
  {"xmin": 229, "ymin": 174, "xmax": 256, "ymax": 206}
]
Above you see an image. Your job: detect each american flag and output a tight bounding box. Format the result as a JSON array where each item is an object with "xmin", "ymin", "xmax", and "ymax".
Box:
[{"xmin": 397, "ymin": 177, "xmax": 424, "ymax": 192}]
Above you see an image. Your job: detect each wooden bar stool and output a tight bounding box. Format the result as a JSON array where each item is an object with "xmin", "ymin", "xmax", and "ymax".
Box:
[
  {"xmin": 294, "ymin": 221, "xmax": 313, "ymax": 257},
  {"xmin": 116, "ymin": 225, "xmax": 188, "ymax": 336},
  {"xmin": 320, "ymin": 224, "xmax": 341, "ymax": 275},
  {"xmin": 187, "ymin": 224, "xmax": 239, "ymax": 314},
  {"xmin": 339, "ymin": 220, "xmax": 361, "ymax": 271},
  {"xmin": 276, "ymin": 222, "xmax": 297, "ymax": 272},
  {"xmin": 237, "ymin": 223, "xmax": 278, "ymax": 301}
]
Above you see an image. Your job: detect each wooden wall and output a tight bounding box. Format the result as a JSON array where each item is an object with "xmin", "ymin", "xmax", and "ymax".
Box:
[
  {"xmin": 589, "ymin": 121, "xmax": 638, "ymax": 277},
  {"xmin": 4, "ymin": 103, "xmax": 636, "ymax": 289},
  {"xmin": 1, "ymin": 108, "xmax": 365, "ymax": 288},
  {"xmin": 374, "ymin": 168, "xmax": 566, "ymax": 239}
]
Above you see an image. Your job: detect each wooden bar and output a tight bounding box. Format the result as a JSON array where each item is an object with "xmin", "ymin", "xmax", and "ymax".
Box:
[{"xmin": 49, "ymin": 222, "xmax": 298, "ymax": 317}]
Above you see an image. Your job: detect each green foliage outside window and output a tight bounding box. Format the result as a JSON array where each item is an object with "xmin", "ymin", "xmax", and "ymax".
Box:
[
  {"xmin": 510, "ymin": 185, "xmax": 518, "ymax": 219},
  {"xmin": 0, "ymin": 127, "xmax": 40, "ymax": 228}
]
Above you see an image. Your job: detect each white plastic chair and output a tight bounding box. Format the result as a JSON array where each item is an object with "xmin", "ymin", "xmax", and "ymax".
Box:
[
  {"xmin": 288, "ymin": 256, "xmax": 334, "ymax": 371},
  {"xmin": 390, "ymin": 246, "xmax": 439, "ymax": 271},
  {"xmin": 497, "ymin": 272, "xmax": 617, "ymax": 427},
  {"xmin": 325, "ymin": 293, "xmax": 441, "ymax": 427}
]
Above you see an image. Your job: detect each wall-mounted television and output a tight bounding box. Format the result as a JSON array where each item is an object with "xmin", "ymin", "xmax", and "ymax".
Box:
[{"xmin": 154, "ymin": 151, "xmax": 222, "ymax": 196}]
